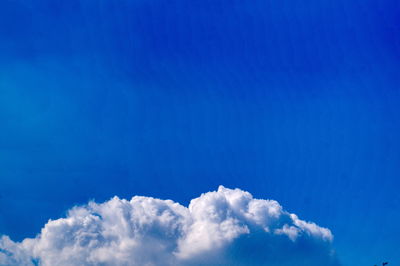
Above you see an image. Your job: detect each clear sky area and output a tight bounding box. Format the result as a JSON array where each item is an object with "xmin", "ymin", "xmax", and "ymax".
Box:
[{"xmin": 0, "ymin": 0, "xmax": 399, "ymax": 265}]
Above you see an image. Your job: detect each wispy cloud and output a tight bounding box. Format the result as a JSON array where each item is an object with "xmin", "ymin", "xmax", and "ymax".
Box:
[{"xmin": 0, "ymin": 186, "xmax": 339, "ymax": 265}]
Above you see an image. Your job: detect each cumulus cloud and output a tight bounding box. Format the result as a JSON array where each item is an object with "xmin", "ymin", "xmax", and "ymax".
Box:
[{"xmin": 0, "ymin": 186, "xmax": 339, "ymax": 266}]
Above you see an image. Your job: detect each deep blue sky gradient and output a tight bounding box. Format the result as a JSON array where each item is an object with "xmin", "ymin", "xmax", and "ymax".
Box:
[{"xmin": 1, "ymin": 0, "xmax": 400, "ymax": 265}]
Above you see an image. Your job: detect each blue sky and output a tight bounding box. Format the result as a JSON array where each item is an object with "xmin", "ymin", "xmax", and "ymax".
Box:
[{"xmin": 0, "ymin": 0, "xmax": 399, "ymax": 265}]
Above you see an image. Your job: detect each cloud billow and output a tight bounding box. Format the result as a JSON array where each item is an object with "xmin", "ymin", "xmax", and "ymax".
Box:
[{"xmin": 0, "ymin": 186, "xmax": 339, "ymax": 266}]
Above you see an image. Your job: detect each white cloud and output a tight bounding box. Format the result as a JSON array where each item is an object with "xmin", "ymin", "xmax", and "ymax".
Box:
[{"xmin": 0, "ymin": 186, "xmax": 339, "ymax": 266}]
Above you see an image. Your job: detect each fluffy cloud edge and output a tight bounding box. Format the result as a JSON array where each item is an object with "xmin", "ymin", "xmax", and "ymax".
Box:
[{"xmin": 0, "ymin": 186, "xmax": 339, "ymax": 266}]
